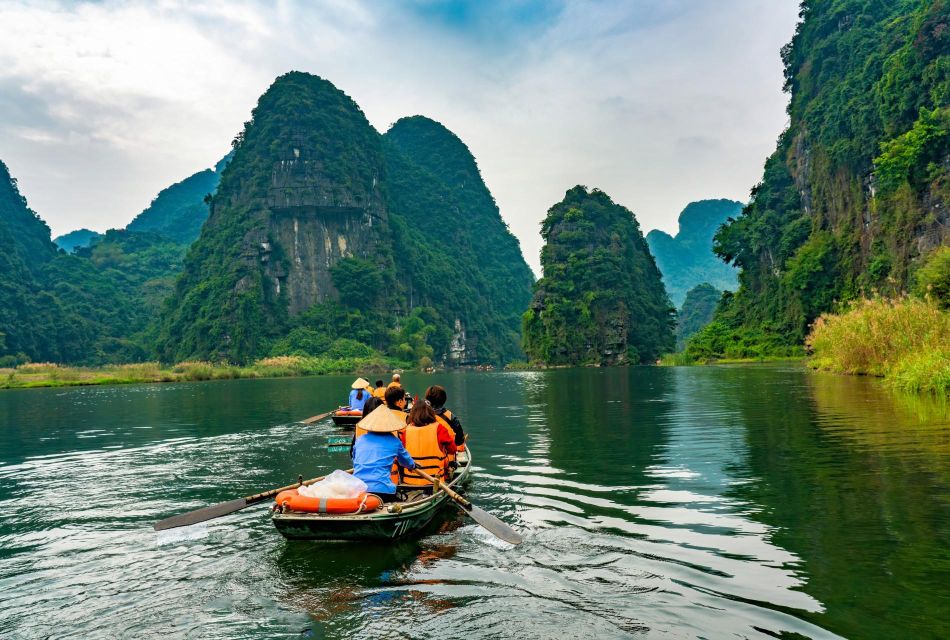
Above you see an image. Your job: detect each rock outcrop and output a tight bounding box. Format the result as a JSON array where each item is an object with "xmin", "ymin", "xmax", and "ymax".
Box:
[{"xmin": 522, "ymin": 186, "xmax": 674, "ymax": 365}]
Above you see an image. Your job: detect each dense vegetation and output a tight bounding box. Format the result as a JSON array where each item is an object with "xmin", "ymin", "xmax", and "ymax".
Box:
[
  {"xmin": 645, "ymin": 199, "xmax": 741, "ymax": 307},
  {"xmin": 690, "ymin": 0, "xmax": 949, "ymax": 359},
  {"xmin": 808, "ymin": 296, "xmax": 950, "ymax": 395},
  {"xmin": 522, "ymin": 186, "xmax": 675, "ymax": 365},
  {"xmin": 155, "ymin": 73, "xmax": 533, "ymax": 366},
  {"xmin": 125, "ymin": 153, "xmax": 229, "ymax": 244},
  {"xmin": 384, "ymin": 116, "xmax": 535, "ymax": 364},
  {"xmin": 676, "ymin": 283, "xmax": 721, "ymax": 350}
]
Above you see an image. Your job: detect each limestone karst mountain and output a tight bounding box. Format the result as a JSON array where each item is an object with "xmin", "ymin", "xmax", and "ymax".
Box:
[
  {"xmin": 645, "ymin": 199, "xmax": 741, "ymax": 308},
  {"xmin": 522, "ymin": 186, "xmax": 674, "ymax": 365},
  {"xmin": 157, "ymin": 72, "xmax": 534, "ymax": 365}
]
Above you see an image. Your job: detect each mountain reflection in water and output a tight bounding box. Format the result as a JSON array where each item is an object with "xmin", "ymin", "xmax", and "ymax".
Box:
[{"xmin": 0, "ymin": 368, "xmax": 946, "ymax": 638}]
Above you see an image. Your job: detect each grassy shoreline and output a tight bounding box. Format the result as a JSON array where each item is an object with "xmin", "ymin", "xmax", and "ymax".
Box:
[
  {"xmin": 0, "ymin": 355, "xmax": 403, "ymax": 390},
  {"xmin": 806, "ymin": 297, "xmax": 950, "ymax": 396}
]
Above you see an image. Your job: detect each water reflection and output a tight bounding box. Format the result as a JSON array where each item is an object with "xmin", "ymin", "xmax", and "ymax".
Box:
[{"xmin": 0, "ymin": 368, "xmax": 947, "ymax": 638}]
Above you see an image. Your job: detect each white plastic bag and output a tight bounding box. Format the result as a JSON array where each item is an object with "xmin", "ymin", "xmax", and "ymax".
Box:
[{"xmin": 298, "ymin": 469, "xmax": 367, "ymax": 498}]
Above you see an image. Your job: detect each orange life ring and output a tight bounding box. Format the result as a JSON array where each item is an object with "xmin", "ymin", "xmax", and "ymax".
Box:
[
  {"xmin": 274, "ymin": 489, "xmax": 382, "ymax": 514},
  {"xmin": 336, "ymin": 409, "xmax": 363, "ymax": 416}
]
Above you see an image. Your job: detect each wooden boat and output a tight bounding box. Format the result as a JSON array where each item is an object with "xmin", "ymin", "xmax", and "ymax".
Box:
[
  {"xmin": 330, "ymin": 408, "xmax": 363, "ymax": 427},
  {"xmin": 271, "ymin": 448, "xmax": 472, "ymax": 541}
]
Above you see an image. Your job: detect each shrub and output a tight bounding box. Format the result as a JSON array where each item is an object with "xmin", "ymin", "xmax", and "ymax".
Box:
[
  {"xmin": 806, "ymin": 296, "xmax": 950, "ymax": 395},
  {"xmin": 914, "ymin": 246, "xmax": 950, "ymax": 309},
  {"xmin": 173, "ymin": 361, "xmax": 215, "ymax": 380},
  {"xmin": 888, "ymin": 347, "xmax": 950, "ymax": 395}
]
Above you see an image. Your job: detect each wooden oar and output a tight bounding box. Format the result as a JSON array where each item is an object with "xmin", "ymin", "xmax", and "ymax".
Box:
[
  {"xmin": 301, "ymin": 410, "xmax": 334, "ymax": 424},
  {"xmin": 153, "ymin": 467, "xmax": 355, "ymax": 531},
  {"xmin": 414, "ymin": 469, "xmax": 523, "ymax": 545}
]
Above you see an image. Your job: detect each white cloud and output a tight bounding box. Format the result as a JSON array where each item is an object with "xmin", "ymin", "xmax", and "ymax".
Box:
[{"xmin": 0, "ymin": 0, "xmax": 799, "ymax": 273}]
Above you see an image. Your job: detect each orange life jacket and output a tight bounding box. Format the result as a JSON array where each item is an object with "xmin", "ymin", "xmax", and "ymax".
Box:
[
  {"xmin": 436, "ymin": 408, "xmax": 465, "ymax": 453},
  {"xmin": 401, "ymin": 422, "xmax": 447, "ymax": 486}
]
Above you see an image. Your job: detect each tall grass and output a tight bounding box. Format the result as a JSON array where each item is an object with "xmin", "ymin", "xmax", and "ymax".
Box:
[
  {"xmin": 806, "ymin": 296, "xmax": 950, "ymax": 395},
  {"xmin": 1, "ymin": 354, "xmax": 405, "ymax": 390}
]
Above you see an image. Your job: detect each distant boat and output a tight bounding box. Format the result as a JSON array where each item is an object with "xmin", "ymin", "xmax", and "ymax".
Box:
[
  {"xmin": 271, "ymin": 448, "xmax": 472, "ymax": 541},
  {"xmin": 329, "ymin": 408, "xmax": 363, "ymax": 427}
]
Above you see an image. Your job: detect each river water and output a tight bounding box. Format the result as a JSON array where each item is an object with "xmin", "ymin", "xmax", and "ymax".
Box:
[{"xmin": 0, "ymin": 365, "xmax": 947, "ymax": 639}]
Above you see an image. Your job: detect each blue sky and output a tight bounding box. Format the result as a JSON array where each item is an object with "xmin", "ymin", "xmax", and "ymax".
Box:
[{"xmin": 0, "ymin": 0, "xmax": 799, "ymax": 274}]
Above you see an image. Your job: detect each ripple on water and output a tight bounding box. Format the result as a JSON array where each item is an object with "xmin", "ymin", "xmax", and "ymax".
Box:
[{"xmin": 1, "ymin": 368, "xmax": 946, "ymax": 638}]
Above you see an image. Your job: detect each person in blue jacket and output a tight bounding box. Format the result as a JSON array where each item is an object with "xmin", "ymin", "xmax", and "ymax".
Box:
[
  {"xmin": 351, "ymin": 405, "xmax": 416, "ymax": 502},
  {"xmin": 347, "ymin": 377, "xmax": 372, "ymax": 413}
]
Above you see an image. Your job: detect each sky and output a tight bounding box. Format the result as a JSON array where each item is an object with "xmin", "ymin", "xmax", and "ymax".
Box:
[{"xmin": 0, "ymin": 0, "xmax": 800, "ymax": 274}]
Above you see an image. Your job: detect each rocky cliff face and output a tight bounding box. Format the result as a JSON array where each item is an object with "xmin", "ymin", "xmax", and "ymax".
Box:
[
  {"xmin": 704, "ymin": 0, "xmax": 949, "ymax": 351},
  {"xmin": 523, "ymin": 186, "xmax": 674, "ymax": 365},
  {"xmin": 157, "ymin": 72, "xmax": 396, "ymax": 362},
  {"xmin": 156, "ymin": 74, "xmax": 533, "ymax": 365}
]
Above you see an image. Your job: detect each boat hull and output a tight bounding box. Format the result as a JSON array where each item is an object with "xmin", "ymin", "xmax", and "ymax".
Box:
[
  {"xmin": 330, "ymin": 413, "xmax": 361, "ymax": 427},
  {"xmin": 272, "ymin": 449, "xmax": 471, "ymax": 541}
]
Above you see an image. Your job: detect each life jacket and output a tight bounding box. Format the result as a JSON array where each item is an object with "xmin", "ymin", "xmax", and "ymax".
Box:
[
  {"xmin": 373, "ymin": 387, "xmax": 386, "ymax": 399},
  {"xmin": 400, "ymin": 422, "xmax": 447, "ymax": 486}
]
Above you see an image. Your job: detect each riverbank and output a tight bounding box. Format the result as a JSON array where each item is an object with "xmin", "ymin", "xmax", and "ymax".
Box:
[
  {"xmin": 806, "ymin": 296, "xmax": 950, "ymax": 395},
  {"xmin": 0, "ymin": 355, "xmax": 403, "ymax": 390}
]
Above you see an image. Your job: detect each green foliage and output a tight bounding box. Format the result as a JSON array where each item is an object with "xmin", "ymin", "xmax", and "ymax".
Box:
[
  {"xmin": 645, "ymin": 199, "xmax": 741, "ymax": 307},
  {"xmin": 874, "ymin": 106, "xmax": 950, "ymax": 195},
  {"xmin": 914, "ymin": 246, "xmax": 950, "ymax": 308},
  {"xmin": 676, "ymin": 283, "xmax": 721, "ymax": 350},
  {"xmin": 383, "ymin": 116, "xmax": 535, "ymax": 364},
  {"xmin": 330, "ymin": 257, "xmax": 383, "ymax": 311},
  {"xmin": 704, "ymin": 0, "xmax": 949, "ymax": 358},
  {"xmin": 807, "ymin": 296, "xmax": 950, "ymax": 394},
  {"xmin": 523, "ymin": 186, "xmax": 675, "ymax": 365}
]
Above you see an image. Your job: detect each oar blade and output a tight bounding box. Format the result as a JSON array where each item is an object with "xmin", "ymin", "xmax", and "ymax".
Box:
[
  {"xmin": 153, "ymin": 498, "xmax": 250, "ymax": 531},
  {"xmin": 460, "ymin": 503, "xmax": 523, "ymax": 545}
]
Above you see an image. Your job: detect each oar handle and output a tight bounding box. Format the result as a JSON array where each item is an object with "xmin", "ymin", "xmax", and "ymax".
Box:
[{"xmin": 413, "ymin": 468, "xmax": 471, "ymax": 508}]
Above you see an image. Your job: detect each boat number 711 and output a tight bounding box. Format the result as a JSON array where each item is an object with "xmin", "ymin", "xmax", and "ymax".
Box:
[{"xmin": 391, "ymin": 520, "xmax": 411, "ymax": 538}]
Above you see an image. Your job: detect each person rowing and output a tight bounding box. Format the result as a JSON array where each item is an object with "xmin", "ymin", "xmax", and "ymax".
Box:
[{"xmin": 351, "ymin": 405, "xmax": 417, "ymax": 503}]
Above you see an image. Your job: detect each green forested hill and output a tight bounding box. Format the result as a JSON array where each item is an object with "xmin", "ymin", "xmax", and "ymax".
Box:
[
  {"xmin": 156, "ymin": 72, "xmax": 396, "ymax": 363},
  {"xmin": 645, "ymin": 199, "xmax": 741, "ymax": 307},
  {"xmin": 384, "ymin": 116, "xmax": 535, "ymax": 363},
  {"xmin": 155, "ymin": 72, "xmax": 532, "ymax": 365},
  {"xmin": 523, "ymin": 186, "xmax": 675, "ymax": 365},
  {"xmin": 676, "ymin": 283, "xmax": 721, "ymax": 350},
  {"xmin": 0, "ymin": 160, "xmax": 67, "ymax": 361},
  {"xmin": 691, "ymin": 0, "xmax": 949, "ymax": 358},
  {"xmin": 3, "ymin": 74, "xmax": 534, "ymax": 368},
  {"xmin": 53, "ymin": 228, "xmax": 102, "ymax": 253},
  {"xmin": 125, "ymin": 167, "xmax": 218, "ymax": 244}
]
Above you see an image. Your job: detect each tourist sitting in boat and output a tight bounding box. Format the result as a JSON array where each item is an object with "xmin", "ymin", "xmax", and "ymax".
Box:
[
  {"xmin": 400, "ymin": 400, "xmax": 457, "ymax": 486},
  {"xmin": 387, "ymin": 373, "xmax": 402, "ymax": 390},
  {"xmin": 384, "ymin": 385, "xmax": 409, "ymax": 418},
  {"xmin": 373, "ymin": 379, "xmax": 386, "ymax": 399},
  {"xmin": 348, "ymin": 377, "xmax": 372, "ymax": 413},
  {"xmin": 425, "ymin": 385, "xmax": 465, "ymax": 447},
  {"xmin": 351, "ymin": 405, "xmax": 416, "ymax": 503}
]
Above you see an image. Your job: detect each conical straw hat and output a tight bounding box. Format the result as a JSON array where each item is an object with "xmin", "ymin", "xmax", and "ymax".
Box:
[
  {"xmin": 351, "ymin": 377, "xmax": 370, "ymax": 389},
  {"xmin": 357, "ymin": 404, "xmax": 407, "ymax": 433}
]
